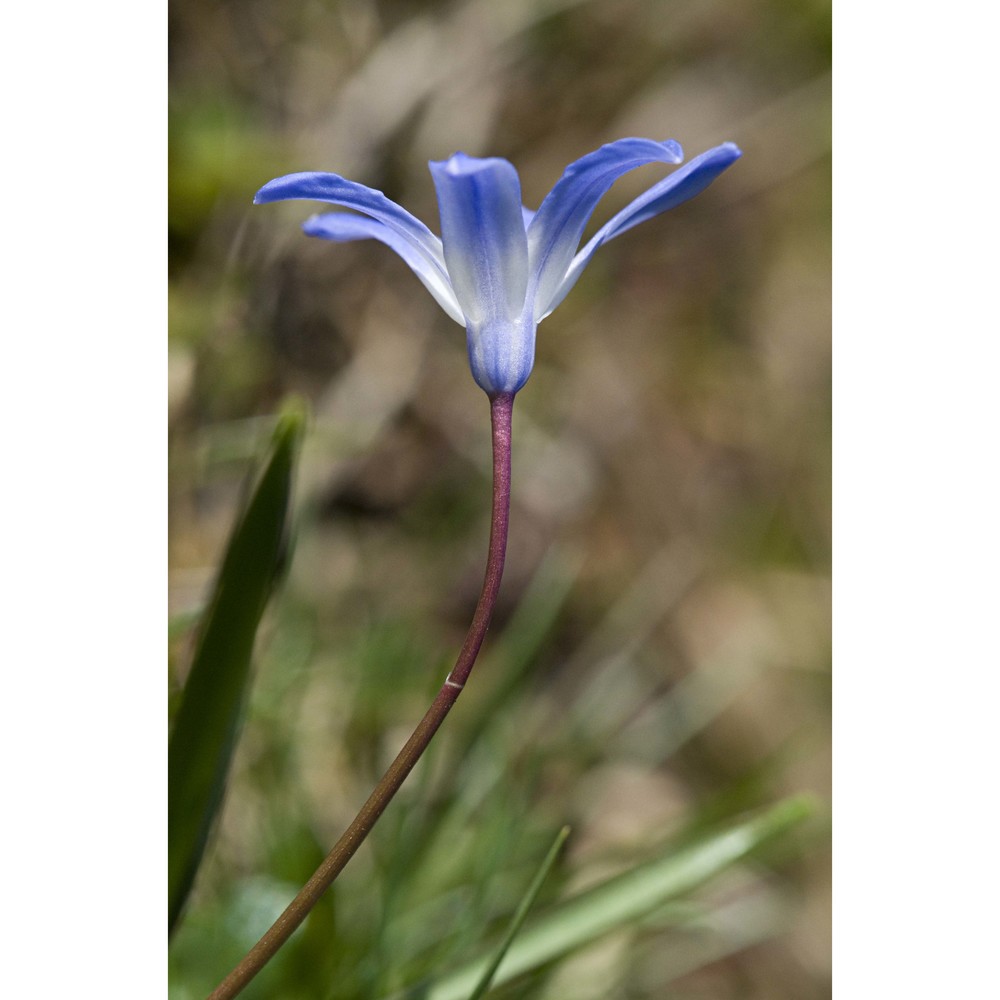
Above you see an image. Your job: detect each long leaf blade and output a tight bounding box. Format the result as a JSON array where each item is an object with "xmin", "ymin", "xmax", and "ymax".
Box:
[
  {"xmin": 168, "ymin": 403, "xmax": 306, "ymax": 934},
  {"xmin": 395, "ymin": 795, "xmax": 814, "ymax": 1000},
  {"xmin": 467, "ymin": 826, "xmax": 570, "ymax": 1000}
]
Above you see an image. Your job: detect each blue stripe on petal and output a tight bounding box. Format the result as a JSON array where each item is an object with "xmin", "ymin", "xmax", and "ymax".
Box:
[
  {"xmin": 526, "ymin": 138, "xmax": 684, "ymax": 320},
  {"xmin": 254, "ymin": 171, "xmax": 451, "ymax": 295},
  {"xmin": 304, "ymin": 213, "xmax": 464, "ymax": 324},
  {"xmin": 429, "ymin": 154, "xmax": 529, "ymax": 325},
  {"xmin": 538, "ymin": 143, "xmax": 742, "ymax": 320}
]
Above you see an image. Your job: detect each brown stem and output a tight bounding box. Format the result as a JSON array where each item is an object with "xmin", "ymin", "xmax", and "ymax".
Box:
[{"xmin": 207, "ymin": 391, "xmax": 515, "ymax": 1000}]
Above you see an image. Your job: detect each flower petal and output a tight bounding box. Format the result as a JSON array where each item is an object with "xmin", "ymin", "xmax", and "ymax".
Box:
[
  {"xmin": 304, "ymin": 212, "xmax": 465, "ymax": 324},
  {"xmin": 254, "ymin": 171, "xmax": 451, "ymax": 300},
  {"xmin": 526, "ymin": 138, "xmax": 684, "ymax": 320},
  {"xmin": 429, "ymin": 154, "xmax": 529, "ymax": 325},
  {"xmin": 538, "ymin": 143, "xmax": 742, "ymax": 319}
]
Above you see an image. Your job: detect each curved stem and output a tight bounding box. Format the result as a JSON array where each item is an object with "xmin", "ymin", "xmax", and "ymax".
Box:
[{"xmin": 208, "ymin": 391, "xmax": 515, "ymax": 1000}]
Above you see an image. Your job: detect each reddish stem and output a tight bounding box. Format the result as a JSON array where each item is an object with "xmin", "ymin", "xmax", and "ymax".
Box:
[{"xmin": 207, "ymin": 391, "xmax": 515, "ymax": 1000}]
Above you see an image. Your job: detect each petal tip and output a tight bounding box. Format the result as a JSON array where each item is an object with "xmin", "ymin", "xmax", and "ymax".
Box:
[
  {"xmin": 301, "ymin": 213, "xmax": 323, "ymax": 234},
  {"xmin": 430, "ymin": 152, "xmax": 514, "ymax": 178},
  {"xmin": 659, "ymin": 138, "xmax": 684, "ymax": 162},
  {"xmin": 253, "ymin": 177, "xmax": 285, "ymax": 204},
  {"xmin": 429, "ymin": 152, "xmax": 467, "ymax": 175}
]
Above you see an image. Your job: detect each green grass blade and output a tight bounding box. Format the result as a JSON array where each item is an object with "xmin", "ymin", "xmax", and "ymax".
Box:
[
  {"xmin": 393, "ymin": 795, "xmax": 814, "ymax": 1000},
  {"xmin": 466, "ymin": 826, "xmax": 570, "ymax": 1000},
  {"xmin": 168, "ymin": 402, "xmax": 306, "ymax": 935}
]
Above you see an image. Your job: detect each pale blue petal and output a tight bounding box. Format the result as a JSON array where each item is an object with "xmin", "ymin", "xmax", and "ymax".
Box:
[
  {"xmin": 538, "ymin": 143, "xmax": 742, "ymax": 319},
  {"xmin": 304, "ymin": 212, "xmax": 465, "ymax": 324},
  {"xmin": 254, "ymin": 171, "xmax": 451, "ymax": 297},
  {"xmin": 526, "ymin": 138, "xmax": 684, "ymax": 320},
  {"xmin": 429, "ymin": 154, "xmax": 529, "ymax": 325}
]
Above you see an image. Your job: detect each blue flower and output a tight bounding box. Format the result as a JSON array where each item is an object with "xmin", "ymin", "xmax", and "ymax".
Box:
[{"xmin": 255, "ymin": 138, "xmax": 741, "ymax": 396}]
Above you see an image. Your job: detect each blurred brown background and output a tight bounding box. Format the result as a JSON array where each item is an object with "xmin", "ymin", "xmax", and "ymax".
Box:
[{"xmin": 169, "ymin": 0, "xmax": 830, "ymax": 996}]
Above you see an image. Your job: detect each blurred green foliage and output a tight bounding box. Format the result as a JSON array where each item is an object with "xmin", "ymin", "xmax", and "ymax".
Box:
[{"xmin": 169, "ymin": 0, "xmax": 830, "ymax": 996}]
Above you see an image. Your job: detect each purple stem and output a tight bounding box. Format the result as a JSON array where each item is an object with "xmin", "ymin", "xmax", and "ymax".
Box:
[{"xmin": 208, "ymin": 391, "xmax": 515, "ymax": 1000}]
